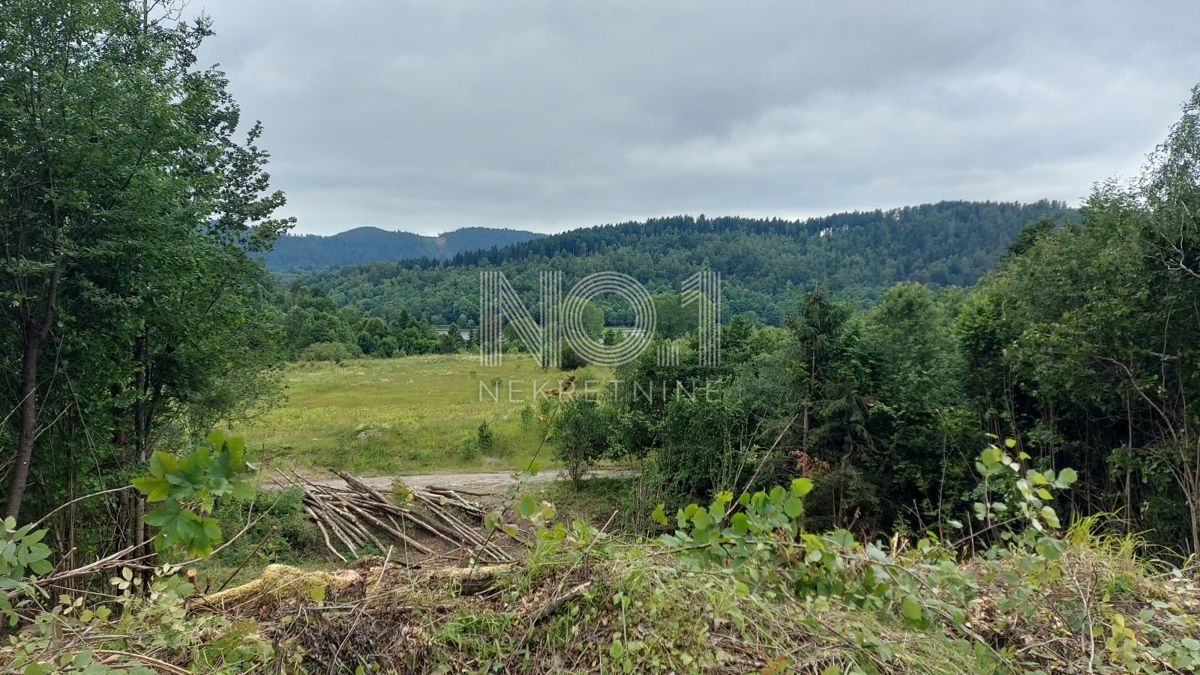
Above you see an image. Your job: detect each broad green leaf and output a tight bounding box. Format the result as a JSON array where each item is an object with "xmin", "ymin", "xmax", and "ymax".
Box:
[
  {"xmin": 730, "ymin": 512, "xmax": 749, "ymax": 533},
  {"xmin": 791, "ymin": 477, "xmax": 814, "ymax": 497},
  {"xmin": 148, "ymin": 451, "xmax": 177, "ymax": 478},
  {"xmin": 650, "ymin": 503, "xmax": 668, "ymax": 526},
  {"xmin": 516, "ymin": 494, "xmax": 539, "ymax": 518},
  {"xmin": 1041, "ymin": 506, "xmax": 1061, "ymax": 529},
  {"xmin": 131, "ymin": 476, "xmax": 170, "ymax": 502},
  {"xmin": 231, "ymin": 480, "xmax": 256, "ymax": 500}
]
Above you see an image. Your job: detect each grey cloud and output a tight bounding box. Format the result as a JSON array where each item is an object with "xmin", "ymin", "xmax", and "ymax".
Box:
[{"xmin": 195, "ymin": 0, "xmax": 1200, "ymax": 234}]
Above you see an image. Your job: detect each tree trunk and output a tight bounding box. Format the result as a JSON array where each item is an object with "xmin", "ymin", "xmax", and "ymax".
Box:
[
  {"xmin": 5, "ymin": 264, "xmax": 60, "ymax": 520},
  {"xmin": 1125, "ymin": 393, "xmax": 1134, "ymax": 534},
  {"xmin": 1189, "ymin": 493, "xmax": 1200, "ymax": 557},
  {"xmin": 131, "ymin": 335, "xmax": 148, "ymax": 561},
  {"xmin": 5, "ymin": 327, "xmax": 42, "ymax": 520}
]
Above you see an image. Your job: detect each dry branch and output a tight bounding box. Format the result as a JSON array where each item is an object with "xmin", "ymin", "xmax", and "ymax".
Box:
[{"xmin": 284, "ymin": 471, "xmax": 513, "ymax": 563}]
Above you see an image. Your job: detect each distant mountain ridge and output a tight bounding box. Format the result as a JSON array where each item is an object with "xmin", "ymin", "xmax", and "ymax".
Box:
[
  {"xmin": 303, "ymin": 200, "xmax": 1077, "ymax": 326},
  {"xmin": 264, "ymin": 226, "xmax": 543, "ymax": 270}
]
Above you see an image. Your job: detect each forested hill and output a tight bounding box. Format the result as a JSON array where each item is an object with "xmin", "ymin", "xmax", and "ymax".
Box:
[
  {"xmin": 263, "ymin": 226, "xmax": 542, "ymax": 270},
  {"xmin": 303, "ymin": 200, "xmax": 1075, "ymax": 326}
]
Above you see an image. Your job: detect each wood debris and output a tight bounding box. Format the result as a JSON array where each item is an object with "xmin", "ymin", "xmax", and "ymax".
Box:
[{"xmin": 283, "ymin": 470, "xmax": 513, "ymax": 564}]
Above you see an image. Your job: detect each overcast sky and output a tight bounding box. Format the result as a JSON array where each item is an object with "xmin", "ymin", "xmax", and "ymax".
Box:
[{"xmin": 194, "ymin": 1, "xmax": 1200, "ymax": 236}]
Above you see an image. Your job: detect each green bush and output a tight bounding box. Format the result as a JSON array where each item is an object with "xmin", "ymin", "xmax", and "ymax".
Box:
[
  {"xmin": 552, "ymin": 397, "xmax": 613, "ymax": 487},
  {"xmin": 299, "ymin": 341, "xmax": 359, "ymax": 363},
  {"xmin": 207, "ymin": 486, "xmax": 324, "ymax": 571},
  {"xmin": 476, "ymin": 421, "xmax": 496, "ymax": 454},
  {"xmin": 560, "ymin": 343, "xmax": 588, "ymax": 370}
]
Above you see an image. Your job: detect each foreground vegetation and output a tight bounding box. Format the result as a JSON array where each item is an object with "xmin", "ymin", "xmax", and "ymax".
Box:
[{"xmin": 7, "ymin": 445, "xmax": 1200, "ymax": 673}]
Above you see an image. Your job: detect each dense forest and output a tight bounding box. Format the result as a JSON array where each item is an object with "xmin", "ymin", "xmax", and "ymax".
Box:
[
  {"xmin": 263, "ymin": 225, "xmax": 542, "ymax": 271},
  {"xmin": 300, "ymin": 200, "xmax": 1074, "ymax": 327}
]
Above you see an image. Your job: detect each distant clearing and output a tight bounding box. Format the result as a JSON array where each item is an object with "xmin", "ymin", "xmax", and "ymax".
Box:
[{"xmin": 230, "ymin": 354, "xmax": 609, "ymax": 475}]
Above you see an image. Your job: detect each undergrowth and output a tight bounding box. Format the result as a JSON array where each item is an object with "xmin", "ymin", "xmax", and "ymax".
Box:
[{"xmin": 5, "ymin": 442, "xmax": 1200, "ymax": 673}]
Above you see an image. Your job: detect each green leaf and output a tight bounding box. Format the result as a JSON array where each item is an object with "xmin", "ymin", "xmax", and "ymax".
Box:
[
  {"xmin": 131, "ymin": 476, "xmax": 170, "ymax": 502},
  {"xmin": 783, "ymin": 497, "xmax": 803, "ymax": 519},
  {"xmin": 1041, "ymin": 506, "xmax": 1061, "ymax": 529},
  {"xmin": 1056, "ymin": 467, "xmax": 1078, "ymax": 488},
  {"xmin": 650, "ymin": 503, "xmax": 668, "ymax": 526},
  {"xmin": 768, "ymin": 486, "xmax": 786, "ymax": 505},
  {"xmin": 900, "ymin": 595, "xmax": 923, "ymax": 622},
  {"xmin": 980, "ymin": 446, "xmax": 1002, "ymax": 468},
  {"xmin": 206, "ymin": 430, "xmax": 225, "ymax": 450},
  {"xmin": 208, "ymin": 476, "xmax": 231, "ymax": 496},
  {"xmin": 148, "ymin": 451, "xmax": 178, "ymax": 478},
  {"xmin": 791, "ymin": 477, "xmax": 814, "ymax": 497},
  {"xmin": 201, "ymin": 517, "xmax": 223, "ymax": 544},
  {"xmin": 730, "ymin": 512, "xmax": 749, "ymax": 534},
  {"xmin": 230, "ymin": 480, "xmax": 256, "ymax": 500},
  {"xmin": 144, "ymin": 504, "xmax": 178, "ymax": 528},
  {"xmin": 309, "ymin": 585, "xmax": 326, "ymax": 602},
  {"xmin": 609, "ymin": 639, "xmax": 625, "ymax": 659},
  {"xmin": 516, "ymin": 494, "xmax": 539, "ymax": 518}
]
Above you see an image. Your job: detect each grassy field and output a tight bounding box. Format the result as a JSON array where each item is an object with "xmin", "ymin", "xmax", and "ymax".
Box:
[{"xmin": 229, "ymin": 354, "xmax": 607, "ymax": 476}]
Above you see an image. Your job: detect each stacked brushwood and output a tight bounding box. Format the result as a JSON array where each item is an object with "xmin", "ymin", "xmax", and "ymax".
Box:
[{"xmin": 283, "ymin": 470, "xmax": 512, "ymax": 564}]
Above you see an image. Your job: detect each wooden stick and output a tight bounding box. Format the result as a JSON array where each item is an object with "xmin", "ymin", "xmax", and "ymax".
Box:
[{"xmin": 305, "ymin": 505, "xmax": 348, "ymax": 562}]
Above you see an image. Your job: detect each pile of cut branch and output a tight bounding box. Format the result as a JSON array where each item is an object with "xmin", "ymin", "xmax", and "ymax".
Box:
[{"xmin": 283, "ymin": 470, "xmax": 512, "ymax": 565}]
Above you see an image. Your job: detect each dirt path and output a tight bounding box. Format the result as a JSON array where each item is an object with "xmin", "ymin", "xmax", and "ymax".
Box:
[{"xmin": 278, "ymin": 467, "xmax": 631, "ymax": 495}]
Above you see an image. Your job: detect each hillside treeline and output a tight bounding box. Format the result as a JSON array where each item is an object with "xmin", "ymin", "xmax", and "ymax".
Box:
[{"xmin": 302, "ymin": 200, "xmax": 1074, "ymax": 326}]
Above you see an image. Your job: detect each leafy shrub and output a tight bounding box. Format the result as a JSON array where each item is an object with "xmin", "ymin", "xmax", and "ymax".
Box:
[
  {"xmin": 456, "ymin": 434, "xmax": 482, "ymax": 461},
  {"xmin": 6, "ymin": 565, "xmax": 278, "ymax": 673},
  {"xmin": 299, "ymin": 341, "xmax": 359, "ymax": 363},
  {"xmin": 455, "ymin": 422, "xmax": 509, "ymax": 461},
  {"xmin": 132, "ymin": 431, "xmax": 256, "ymax": 558},
  {"xmin": 476, "ymin": 420, "xmax": 496, "ymax": 454},
  {"xmin": 560, "ymin": 343, "xmax": 588, "ymax": 370},
  {"xmin": 552, "ymin": 397, "xmax": 613, "ymax": 487},
  {"xmin": 0, "ymin": 517, "xmax": 52, "ymax": 624},
  {"xmin": 206, "ymin": 486, "xmax": 324, "ymax": 573}
]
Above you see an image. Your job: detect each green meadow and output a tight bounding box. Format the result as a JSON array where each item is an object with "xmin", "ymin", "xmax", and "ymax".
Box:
[{"xmin": 229, "ymin": 354, "xmax": 608, "ymax": 475}]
